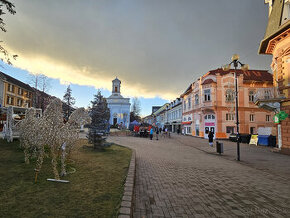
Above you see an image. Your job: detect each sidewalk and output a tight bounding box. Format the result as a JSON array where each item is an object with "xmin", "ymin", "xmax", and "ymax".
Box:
[{"xmin": 172, "ymin": 133, "xmax": 290, "ymax": 180}]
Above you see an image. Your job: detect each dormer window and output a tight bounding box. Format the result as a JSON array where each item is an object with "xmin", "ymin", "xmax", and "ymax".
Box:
[{"xmin": 281, "ymin": 0, "xmax": 290, "ymax": 25}]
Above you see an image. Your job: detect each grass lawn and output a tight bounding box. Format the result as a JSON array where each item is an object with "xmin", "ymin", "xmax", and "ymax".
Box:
[{"xmin": 0, "ymin": 138, "xmax": 132, "ymax": 218}]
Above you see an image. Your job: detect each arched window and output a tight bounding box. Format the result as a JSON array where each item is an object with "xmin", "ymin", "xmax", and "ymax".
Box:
[
  {"xmin": 249, "ymin": 90, "xmax": 255, "ymax": 102},
  {"xmin": 226, "ymin": 89, "xmax": 234, "ymax": 102},
  {"xmin": 115, "ymin": 86, "xmax": 118, "ymax": 92}
]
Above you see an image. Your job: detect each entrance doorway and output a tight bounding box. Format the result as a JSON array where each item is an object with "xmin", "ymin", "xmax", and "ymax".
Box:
[{"xmin": 113, "ymin": 118, "xmax": 117, "ymax": 126}]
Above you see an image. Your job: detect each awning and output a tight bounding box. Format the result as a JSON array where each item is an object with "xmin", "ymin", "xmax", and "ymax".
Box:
[{"xmin": 182, "ymin": 121, "xmax": 192, "ymax": 125}]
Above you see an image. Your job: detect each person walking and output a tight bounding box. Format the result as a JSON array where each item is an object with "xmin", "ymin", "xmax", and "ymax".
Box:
[
  {"xmin": 150, "ymin": 128, "xmax": 154, "ymax": 140},
  {"xmin": 208, "ymin": 130, "xmax": 214, "ymax": 147},
  {"xmin": 156, "ymin": 128, "xmax": 159, "ymax": 140}
]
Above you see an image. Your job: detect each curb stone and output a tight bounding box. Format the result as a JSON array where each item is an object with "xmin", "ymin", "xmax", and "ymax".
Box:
[{"xmin": 118, "ymin": 149, "xmax": 136, "ymax": 218}]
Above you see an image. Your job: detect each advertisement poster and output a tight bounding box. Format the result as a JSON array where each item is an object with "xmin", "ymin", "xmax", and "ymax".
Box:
[{"xmin": 249, "ymin": 135, "xmax": 258, "ymax": 145}]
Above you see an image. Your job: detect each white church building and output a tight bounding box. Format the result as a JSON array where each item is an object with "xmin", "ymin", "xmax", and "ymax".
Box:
[{"xmin": 106, "ymin": 77, "xmax": 131, "ymax": 128}]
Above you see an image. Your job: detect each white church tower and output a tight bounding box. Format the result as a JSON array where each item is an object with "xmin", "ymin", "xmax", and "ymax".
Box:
[{"xmin": 106, "ymin": 77, "xmax": 131, "ymax": 128}]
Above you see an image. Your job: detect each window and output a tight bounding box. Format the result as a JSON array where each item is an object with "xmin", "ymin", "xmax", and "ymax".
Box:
[
  {"xmin": 264, "ymin": 90, "xmax": 271, "ymax": 99},
  {"xmin": 8, "ymin": 84, "xmax": 14, "ymax": 92},
  {"xmin": 115, "ymin": 86, "xmax": 118, "ymax": 92},
  {"xmin": 188, "ymin": 97, "xmax": 191, "ymax": 109},
  {"xmin": 184, "ymin": 102, "xmax": 186, "ymax": 111},
  {"xmin": 188, "ymin": 117, "xmax": 191, "ymax": 121},
  {"xmin": 249, "ymin": 90, "xmax": 255, "ymax": 102},
  {"xmin": 18, "ymin": 88, "xmax": 23, "ymax": 95},
  {"xmin": 225, "ymin": 89, "xmax": 234, "ymax": 102},
  {"xmin": 226, "ymin": 126, "xmax": 235, "ymax": 133},
  {"xmin": 195, "ymin": 94, "xmax": 199, "ymax": 105},
  {"xmin": 26, "ymin": 92, "xmax": 31, "ymax": 98},
  {"xmin": 204, "ymin": 89, "xmax": 211, "ymax": 101},
  {"xmin": 17, "ymin": 99, "xmax": 23, "ymax": 107},
  {"xmin": 266, "ymin": 115, "xmax": 270, "ymax": 122},
  {"xmin": 250, "ymin": 114, "xmax": 254, "ymax": 122},
  {"xmin": 226, "ymin": 113, "xmax": 235, "ymax": 121},
  {"xmin": 7, "ymin": 96, "xmax": 14, "ymax": 105}
]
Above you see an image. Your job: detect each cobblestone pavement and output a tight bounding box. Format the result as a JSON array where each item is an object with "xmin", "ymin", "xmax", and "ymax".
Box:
[{"xmin": 108, "ymin": 135, "xmax": 290, "ymax": 218}]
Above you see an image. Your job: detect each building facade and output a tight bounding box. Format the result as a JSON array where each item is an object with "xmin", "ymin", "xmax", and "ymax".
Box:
[
  {"xmin": 106, "ymin": 77, "xmax": 131, "ymax": 128},
  {"xmin": 181, "ymin": 85, "xmax": 193, "ymax": 135},
  {"xmin": 181, "ymin": 69, "xmax": 275, "ymax": 139},
  {"xmin": 258, "ymin": 0, "xmax": 290, "ymax": 154},
  {"xmin": 153, "ymin": 103, "xmax": 169, "ymax": 129},
  {"xmin": 0, "ymin": 72, "xmax": 34, "ymax": 109},
  {"xmin": 165, "ymin": 98, "xmax": 182, "ymax": 133}
]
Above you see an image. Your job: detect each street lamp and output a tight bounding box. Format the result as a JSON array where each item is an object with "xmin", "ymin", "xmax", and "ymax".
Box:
[{"xmin": 223, "ymin": 54, "xmax": 249, "ymax": 161}]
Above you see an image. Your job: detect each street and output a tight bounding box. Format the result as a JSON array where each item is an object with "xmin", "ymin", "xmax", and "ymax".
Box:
[{"xmin": 108, "ymin": 135, "xmax": 290, "ymax": 217}]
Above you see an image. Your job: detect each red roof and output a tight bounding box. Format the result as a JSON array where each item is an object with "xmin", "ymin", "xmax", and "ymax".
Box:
[
  {"xmin": 202, "ymin": 79, "xmax": 216, "ymax": 85},
  {"xmin": 207, "ymin": 68, "xmax": 273, "ymax": 83}
]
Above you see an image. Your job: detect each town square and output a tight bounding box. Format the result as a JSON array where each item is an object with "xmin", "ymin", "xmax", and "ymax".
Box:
[{"xmin": 0, "ymin": 0, "xmax": 290, "ymax": 218}]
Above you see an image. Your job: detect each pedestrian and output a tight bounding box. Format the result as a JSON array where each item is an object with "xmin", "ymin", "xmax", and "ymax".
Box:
[
  {"xmin": 156, "ymin": 128, "xmax": 159, "ymax": 140},
  {"xmin": 150, "ymin": 128, "xmax": 154, "ymax": 140},
  {"xmin": 208, "ymin": 130, "xmax": 214, "ymax": 147}
]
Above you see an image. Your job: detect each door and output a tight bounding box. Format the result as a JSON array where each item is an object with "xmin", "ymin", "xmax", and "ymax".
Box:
[
  {"xmin": 113, "ymin": 118, "xmax": 117, "ymax": 126},
  {"xmin": 204, "ymin": 127, "xmax": 209, "ymax": 139}
]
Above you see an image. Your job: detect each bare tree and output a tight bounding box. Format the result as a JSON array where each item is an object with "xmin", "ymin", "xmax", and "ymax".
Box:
[
  {"xmin": 28, "ymin": 74, "xmax": 51, "ymax": 110},
  {"xmin": 0, "ymin": 0, "xmax": 17, "ymax": 65}
]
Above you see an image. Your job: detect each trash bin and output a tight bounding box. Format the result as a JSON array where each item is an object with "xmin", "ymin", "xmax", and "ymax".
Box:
[
  {"xmin": 216, "ymin": 141, "xmax": 224, "ymax": 154},
  {"xmin": 268, "ymin": 135, "xmax": 277, "ymax": 147},
  {"xmin": 258, "ymin": 135, "xmax": 270, "ymax": 146},
  {"xmin": 240, "ymin": 134, "xmax": 251, "ymax": 144}
]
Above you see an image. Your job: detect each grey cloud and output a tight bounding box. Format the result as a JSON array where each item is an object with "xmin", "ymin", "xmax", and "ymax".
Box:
[{"xmin": 3, "ymin": 0, "xmax": 272, "ymax": 97}]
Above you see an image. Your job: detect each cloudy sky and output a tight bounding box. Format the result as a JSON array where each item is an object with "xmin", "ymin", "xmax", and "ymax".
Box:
[{"xmin": 1, "ymin": 0, "xmax": 272, "ymax": 115}]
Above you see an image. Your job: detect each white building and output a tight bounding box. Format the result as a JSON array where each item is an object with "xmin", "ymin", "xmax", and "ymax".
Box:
[
  {"xmin": 165, "ymin": 98, "xmax": 182, "ymax": 133},
  {"xmin": 106, "ymin": 78, "xmax": 130, "ymax": 128}
]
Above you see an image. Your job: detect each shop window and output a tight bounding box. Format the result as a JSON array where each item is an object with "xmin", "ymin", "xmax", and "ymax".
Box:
[{"xmin": 226, "ymin": 126, "xmax": 235, "ymax": 133}]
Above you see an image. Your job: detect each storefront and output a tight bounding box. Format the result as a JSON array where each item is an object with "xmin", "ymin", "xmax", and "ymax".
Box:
[
  {"xmin": 204, "ymin": 114, "xmax": 216, "ymax": 139},
  {"xmin": 182, "ymin": 121, "xmax": 192, "ymax": 135}
]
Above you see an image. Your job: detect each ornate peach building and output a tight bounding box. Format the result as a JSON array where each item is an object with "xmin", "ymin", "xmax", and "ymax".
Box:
[
  {"xmin": 258, "ymin": 0, "xmax": 290, "ymax": 154},
  {"xmin": 181, "ymin": 69, "xmax": 275, "ymax": 139}
]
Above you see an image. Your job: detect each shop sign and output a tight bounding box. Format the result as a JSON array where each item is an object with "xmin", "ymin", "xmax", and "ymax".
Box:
[{"xmin": 205, "ymin": 122, "xmax": 215, "ymax": 126}]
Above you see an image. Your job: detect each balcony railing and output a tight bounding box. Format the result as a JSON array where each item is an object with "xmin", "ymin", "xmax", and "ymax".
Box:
[{"xmin": 254, "ymin": 87, "xmax": 284, "ymax": 102}]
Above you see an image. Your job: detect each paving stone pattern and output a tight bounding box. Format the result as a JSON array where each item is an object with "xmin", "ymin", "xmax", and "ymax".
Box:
[{"xmin": 108, "ymin": 135, "xmax": 290, "ymax": 218}]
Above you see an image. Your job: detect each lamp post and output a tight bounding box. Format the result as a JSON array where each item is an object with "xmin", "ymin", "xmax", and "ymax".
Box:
[{"xmin": 223, "ymin": 54, "xmax": 249, "ymax": 161}]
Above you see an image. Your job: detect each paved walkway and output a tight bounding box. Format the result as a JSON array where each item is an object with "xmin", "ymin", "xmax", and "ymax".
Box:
[{"xmin": 108, "ymin": 135, "xmax": 290, "ymax": 218}]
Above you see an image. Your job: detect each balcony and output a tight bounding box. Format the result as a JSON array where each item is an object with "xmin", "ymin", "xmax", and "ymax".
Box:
[{"xmin": 254, "ymin": 87, "xmax": 285, "ymax": 111}]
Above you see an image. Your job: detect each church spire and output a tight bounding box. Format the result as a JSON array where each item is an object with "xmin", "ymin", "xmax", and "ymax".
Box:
[{"xmin": 112, "ymin": 77, "xmax": 121, "ymax": 94}]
